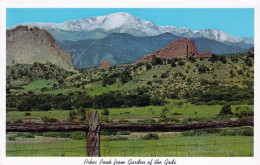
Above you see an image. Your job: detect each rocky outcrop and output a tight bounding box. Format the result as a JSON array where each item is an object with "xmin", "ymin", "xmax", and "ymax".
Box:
[
  {"xmin": 88, "ymin": 66, "xmax": 96, "ymax": 72},
  {"xmin": 137, "ymin": 38, "xmax": 212, "ymax": 63},
  {"xmin": 6, "ymin": 26, "xmax": 73, "ymax": 71},
  {"xmin": 98, "ymin": 59, "xmax": 111, "ymax": 70}
]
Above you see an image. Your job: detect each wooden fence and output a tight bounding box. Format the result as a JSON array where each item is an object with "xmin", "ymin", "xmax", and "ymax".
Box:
[{"xmin": 6, "ymin": 111, "xmax": 254, "ymax": 157}]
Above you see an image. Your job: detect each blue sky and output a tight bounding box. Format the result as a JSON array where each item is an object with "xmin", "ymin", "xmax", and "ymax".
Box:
[{"xmin": 7, "ymin": 8, "xmax": 254, "ymax": 38}]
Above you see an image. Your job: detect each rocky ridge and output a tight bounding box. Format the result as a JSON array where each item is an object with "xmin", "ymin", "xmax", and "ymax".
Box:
[
  {"xmin": 6, "ymin": 26, "xmax": 73, "ymax": 71},
  {"xmin": 137, "ymin": 38, "xmax": 212, "ymax": 63}
]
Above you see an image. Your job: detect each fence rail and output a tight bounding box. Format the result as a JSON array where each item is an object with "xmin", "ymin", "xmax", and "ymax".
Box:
[
  {"xmin": 6, "ymin": 111, "xmax": 254, "ymax": 157},
  {"xmin": 6, "ymin": 120, "xmax": 253, "ymax": 132}
]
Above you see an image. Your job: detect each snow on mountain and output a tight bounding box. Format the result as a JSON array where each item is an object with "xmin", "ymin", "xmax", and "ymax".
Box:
[
  {"xmin": 9, "ymin": 12, "xmax": 253, "ymax": 44},
  {"xmin": 193, "ymin": 29, "xmax": 246, "ymax": 43}
]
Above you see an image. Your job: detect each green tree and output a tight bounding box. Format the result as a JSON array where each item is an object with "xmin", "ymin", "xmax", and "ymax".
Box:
[
  {"xmin": 40, "ymin": 87, "xmax": 48, "ymax": 92},
  {"xmin": 69, "ymin": 111, "xmax": 77, "ymax": 122},
  {"xmin": 151, "ymin": 57, "xmax": 163, "ymax": 65},
  {"xmin": 146, "ymin": 63, "xmax": 152, "ymax": 70},
  {"xmin": 160, "ymin": 107, "xmax": 169, "ymax": 123},
  {"xmin": 198, "ymin": 65, "xmax": 210, "ymax": 74},
  {"xmin": 102, "ymin": 108, "xmax": 109, "ymax": 116},
  {"xmin": 188, "ymin": 57, "xmax": 196, "ymax": 63},
  {"xmin": 119, "ymin": 69, "xmax": 133, "ymax": 84},
  {"xmin": 178, "ymin": 60, "xmax": 185, "ymax": 66},
  {"xmin": 39, "ymin": 103, "xmax": 51, "ymax": 111},
  {"xmin": 171, "ymin": 62, "xmax": 176, "ymax": 67},
  {"xmin": 219, "ymin": 56, "xmax": 227, "ymax": 64},
  {"xmin": 219, "ymin": 104, "xmax": 232, "ymax": 116}
]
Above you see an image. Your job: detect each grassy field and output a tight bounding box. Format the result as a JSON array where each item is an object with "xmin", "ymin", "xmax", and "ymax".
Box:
[
  {"xmin": 6, "ymin": 101, "xmax": 253, "ymax": 123},
  {"xmin": 6, "ymin": 135, "xmax": 253, "ymax": 157},
  {"xmin": 6, "ymin": 110, "xmax": 70, "ymax": 121}
]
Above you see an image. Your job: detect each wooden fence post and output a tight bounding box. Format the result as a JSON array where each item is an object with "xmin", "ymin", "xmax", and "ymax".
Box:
[{"xmin": 86, "ymin": 111, "xmax": 100, "ymax": 157}]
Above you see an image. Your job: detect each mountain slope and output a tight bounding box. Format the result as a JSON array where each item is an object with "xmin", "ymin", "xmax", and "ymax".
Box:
[
  {"xmin": 10, "ymin": 12, "xmax": 253, "ymax": 45},
  {"xmin": 57, "ymin": 33, "xmax": 180, "ymax": 69},
  {"xmin": 6, "ymin": 26, "xmax": 73, "ymax": 71},
  {"xmin": 57, "ymin": 33, "xmax": 244, "ymax": 69},
  {"xmin": 193, "ymin": 38, "xmax": 243, "ymax": 54}
]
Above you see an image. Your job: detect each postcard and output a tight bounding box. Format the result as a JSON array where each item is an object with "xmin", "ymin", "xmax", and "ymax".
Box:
[{"xmin": 0, "ymin": 0, "xmax": 259, "ymax": 165}]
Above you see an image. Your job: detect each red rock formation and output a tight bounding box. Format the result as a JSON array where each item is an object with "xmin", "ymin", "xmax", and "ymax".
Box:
[
  {"xmin": 98, "ymin": 59, "xmax": 111, "ymax": 70},
  {"xmin": 88, "ymin": 66, "xmax": 96, "ymax": 72},
  {"xmin": 136, "ymin": 38, "xmax": 212, "ymax": 63}
]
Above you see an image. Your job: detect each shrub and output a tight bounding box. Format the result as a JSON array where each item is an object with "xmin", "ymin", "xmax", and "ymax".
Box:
[
  {"xmin": 52, "ymin": 83, "xmax": 58, "ymax": 88},
  {"xmin": 25, "ymin": 112, "xmax": 31, "ymax": 116},
  {"xmin": 245, "ymin": 57, "xmax": 253, "ymax": 67},
  {"xmin": 42, "ymin": 132, "xmax": 60, "ymax": 138},
  {"xmin": 181, "ymin": 117, "xmax": 212, "ymax": 124},
  {"xmin": 208, "ymin": 54, "xmax": 219, "ymax": 63},
  {"xmin": 161, "ymin": 72, "xmax": 169, "ymax": 78},
  {"xmin": 230, "ymin": 70, "xmax": 236, "ymax": 78},
  {"xmin": 198, "ymin": 65, "xmax": 210, "ymax": 74},
  {"xmin": 235, "ymin": 106, "xmax": 254, "ymax": 118},
  {"xmin": 146, "ymin": 63, "xmax": 152, "ymax": 70},
  {"xmin": 172, "ymin": 112, "xmax": 182, "ymax": 115},
  {"xmin": 143, "ymin": 133, "xmax": 159, "ymax": 140},
  {"xmin": 102, "ymin": 108, "xmax": 109, "ymax": 116},
  {"xmin": 171, "ymin": 62, "xmax": 176, "ymax": 67},
  {"xmin": 219, "ymin": 56, "xmax": 227, "ymax": 64},
  {"xmin": 176, "ymin": 101, "xmax": 184, "ymax": 107},
  {"xmin": 188, "ymin": 57, "xmax": 196, "ymax": 63},
  {"xmin": 137, "ymin": 119, "xmax": 156, "ymax": 124},
  {"xmin": 152, "ymin": 74, "xmax": 157, "ymax": 78},
  {"xmin": 104, "ymin": 137, "xmax": 128, "ymax": 141},
  {"xmin": 219, "ymin": 104, "xmax": 232, "ymax": 116},
  {"xmin": 13, "ymin": 119, "xmax": 23, "ymax": 123},
  {"xmin": 60, "ymin": 101, "xmax": 72, "ymax": 110},
  {"xmin": 182, "ymin": 129, "xmax": 220, "ymax": 136},
  {"xmin": 167, "ymin": 117, "xmax": 181, "ymax": 123},
  {"xmin": 68, "ymin": 111, "xmax": 77, "ymax": 122},
  {"xmin": 40, "ymin": 87, "xmax": 48, "ymax": 92},
  {"xmin": 220, "ymin": 127, "xmax": 253, "ymax": 136},
  {"xmin": 151, "ymin": 57, "xmax": 163, "ymax": 65},
  {"xmin": 58, "ymin": 79, "xmax": 64, "ymax": 84},
  {"xmin": 146, "ymin": 81, "xmax": 152, "ymax": 85},
  {"xmin": 178, "ymin": 60, "xmax": 185, "ymax": 66},
  {"xmin": 41, "ymin": 116, "xmax": 58, "ymax": 123},
  {"xmin": 22, "ymin": 133, "xmax": 35, "ymax": 138},
  {"xmin": 119, "ymin": 131, "xmax": 131, "ymax": 135},
  {"xmin": 240, "ymin": 128, "xmax": 254, "ymax": 136},
  {"xmin": 182, "ymin": 131, "xmax": 194, "ymax": 136},
  {"xmin": 28, "ymin": 91, "xmax": 34, "ymax": 94},
  {"xmin": 119, "ymin": 69, "xmax": 133, "ymax": 84},
  {"xmin": 118, "ymin": 119, "xmax": 130, "ymax": 124},
  {"xmin": 8, "ymin": 136, "xmax": 16, "ymax": 141},
  {"xmin": 150, "ymin": 97, "xmax": 163, "ymax": 105},
  {"xmin": 69, "ymin": 132, "xmax": 86, "ymax": 140},
  {"xmin": 100, "ymin": 131, "xmax": 117, "ymax": 136},
  {"xmin": 17, "ymin": 100, "xmax": 32, "ymax": 111},
  {"xmin": 39, "ymin": 103, "xmax": 51, "ymax": 111},
  {"xmin": 238, "ymin": 70, "xmax": 243, "ymax": 75},
  {"xmin": 160, "ymin": 107, "xmax": 170, "ymax": 123}
]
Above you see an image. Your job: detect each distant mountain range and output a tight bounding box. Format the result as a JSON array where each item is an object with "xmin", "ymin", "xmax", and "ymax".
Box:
[
  {"xmin": 10, "ymin": 12, "xmax": 253, "ymax": 44},
  {"xmin": 57, "ymin": 33, "xmax": 251, "ymax": 69},
  {"xmin": 8, "ymin": 12, "xmax": 254, "ymax": 69}
]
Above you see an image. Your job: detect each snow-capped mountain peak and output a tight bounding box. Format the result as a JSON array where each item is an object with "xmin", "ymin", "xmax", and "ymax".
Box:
[{"xmin": 9, "ymin": 12, "xmax": 253, "ymax": 44}]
